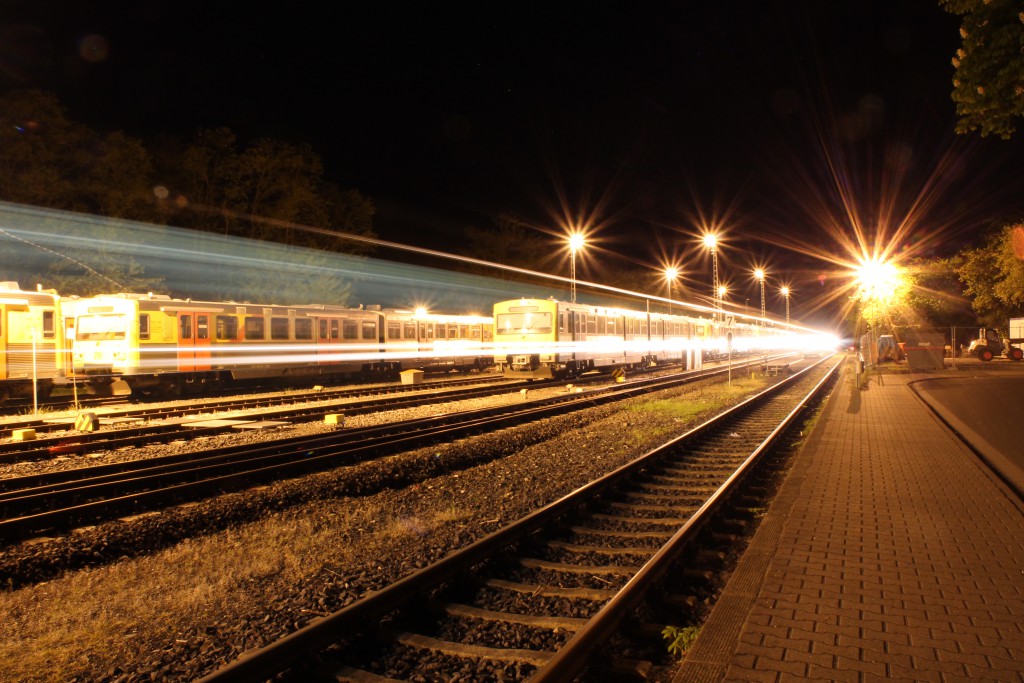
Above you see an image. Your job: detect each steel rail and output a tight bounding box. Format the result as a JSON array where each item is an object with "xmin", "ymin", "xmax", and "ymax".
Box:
[
  {"xmin": 530, "ymin": 359, "xmax": 841, "ymax": 681},
  {"xmin": 0, "ymin": 358, "xmax": 779, "ymax": 540},
  {"xmin": 195, "ymin": 358, "xmax": 839, "ymax": 683}
]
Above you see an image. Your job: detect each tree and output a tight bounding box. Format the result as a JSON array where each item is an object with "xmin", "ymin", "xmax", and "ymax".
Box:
[
  {"xmin": 0, "ymin": 90, "xmax": 160, "ymax": 219},
  {"xmin": 461, "ymin": 213, "xmax": 559, "ymax": 278},
  {"xmin": 0, "ymin": 89, "xmax": 91, "ymax": 209},
  {"xmin": 941, "ymin": 0, "xmax": 1024, "ymax": 139},
  {"xmin": 903, "ymin": 257, "xmax": 975, "ymax": 327},
  {"xmin": 161, "ymin": 128, "xmax": 376, "ymax": 255},
  {"xmin": 954, "ymin": 221, "xmax": 1024, "ymax": 326}
]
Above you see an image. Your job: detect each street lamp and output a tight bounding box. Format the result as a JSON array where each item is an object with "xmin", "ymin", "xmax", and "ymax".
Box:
[
  {"xmin": 703, "ymin": 233, "xmax": 720, "ymax": 321},
  {"xmin": 664, "ymin": 266, "xmax": 679, "ymax": 313},
  {"xmin": 780, "ymin": 286, "xmax": 790, "ymax": 325},
  {"xmin": 567, "ymin": 232, "xmax": 586, "ymax": 303},
  {"xmin": 754, "ymin": 268, "xmax": 766, "ymax": 325}
]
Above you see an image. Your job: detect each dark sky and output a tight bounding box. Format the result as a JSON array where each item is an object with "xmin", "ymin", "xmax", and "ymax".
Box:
[{"xmin": 3, "ymin": 1, "xmax": 1023, "ymax": 322}]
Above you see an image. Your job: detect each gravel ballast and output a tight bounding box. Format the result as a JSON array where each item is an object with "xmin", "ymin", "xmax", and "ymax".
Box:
[{"xmin": 0, "ymin": 373, "xmax": 775, "ymax": 682}]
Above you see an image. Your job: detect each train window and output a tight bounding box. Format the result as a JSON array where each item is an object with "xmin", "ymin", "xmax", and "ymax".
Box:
[
  {"xmin": 483, "ymin": 328, "xmax": 492, "ymax": 342},
  {"xmin": 318, "ymin": 320, "xmax": 328, "ymax": 339},
  {"xmin": 450, "ymin": 324, "xmax": 459, "ymax": 339},
  {"xmin": 471, "ymin": 326, "xmax": 481, "ymax": 340},
  {"xmin": 271, "ymin": 317, "xmax": 289, "ymax": 340},
  {"xmin": 180, "ymin": 315, "xmax": 192, "ymax": 340},
  {"xmin": 197, "ymin": 315, "xmax": 209, "ymax": 340},
  {"xmin": 361, "ymin": 321, "xmax": 376, "ymax": 340},
  {"xmin": 403, "ymin": 322, "xmax": 415, "ymax": 339},
  {"xmin": 331, "ymin": 320, "xmax": 339, "ymax": 339},
  {"xmin": 608, "ymin": 318, "xmax": 617, "ymax": 335},
  {"xmin": 244, "ymin": 317, "xmax": 264, "ymax": 340},
  {"xmin": 295, "ymin": 318, "xmax": 313, "ymax": 340},
  {"xmin": 343, "ymin": 320, "xmax": 358, "ymax": 340},
  {"xmin": 496, "ymin": 312, "xmax": 553, "ymax": 335},
  {"xmin": 424, "ymin": 323, "xmax": 434, "ymax": 340},
  {"xmin": 139, "ymin": 314, "xmax": 151, "ymax": 340},
  {"xmin": 76, "ymin": 315, "xmax": 126, "ymax": 341},
  {"xmin": 40, "ymin": 310, "xmax": 55, "ymax": 339},
  {"xmin": 387, "ymin": 321, "xmax": 401, "ymax": 340},
  {"xmin": 436, "ymin": 324, "xmax": 446, "ymax": 339},
  {"xmin": 586, "ymin": 316, "xmax": 597, "ymax": 334},
  {"xmin": 460, "ymin": 324, "xmax": 470, "ymax": 339},
  {"xmin": 216, "ymin": 316, "xmax": 237, "ymax": 340}
]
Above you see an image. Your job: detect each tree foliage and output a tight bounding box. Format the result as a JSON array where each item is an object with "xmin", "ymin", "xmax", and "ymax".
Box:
[
  {"xmin": 0, "ymin": 90, "xmax": 159, "ymax": 219},
  {"xmin": 940, "ymin": 0, "xmax": 1024, "ymax": 139},
  {"xmin": 461, "ymin": 213, "xmax": 557, "ymax": 278},
  {"xmin": 902, "ymin": 257, "xmax": 975, "ymax": 327},
  {"xmin": 954, "ymin": 221, "xmax": 1024, "ymax": 326},
  {"xmin": 0, "ymin": 90, "xmax": 376, "ymax": 303}
]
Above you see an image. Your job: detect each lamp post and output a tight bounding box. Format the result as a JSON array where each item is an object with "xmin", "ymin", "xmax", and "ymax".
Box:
[
  {"xmin": 780, "ymin": 286, "xmax": 790, "ymax": 325},
  {"xmin": 664, "ymin": 266, "xmax": 679, "ymax": 313},
  {"xmin": 567, "ymin": 232, "xmax": 585, "ymax": 303},
  {"xmin": 853, "ymin": 256, "xmax": 902, "ymax": 389},
  {"xmin": 754, "ymin": 268, "xmax": 766, "ymax": 325},
  {"xmin": 703, "ymin": 233, "xmax": 720, "ymax": 321}
]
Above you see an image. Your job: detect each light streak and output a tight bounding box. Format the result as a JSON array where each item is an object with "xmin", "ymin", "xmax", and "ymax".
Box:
[{"xmin": 0, "ymin": 201, "xmax": 830, "ymax": 337}]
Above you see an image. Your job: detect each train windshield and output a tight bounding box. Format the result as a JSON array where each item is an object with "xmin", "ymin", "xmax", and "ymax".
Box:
[
  {"xmin": 496, "ymin": 312, "xmax": 552, "ymax": 335},
  {"xmin": 76, "ymin": 314, "xmax": 128, "ymax": 340}
]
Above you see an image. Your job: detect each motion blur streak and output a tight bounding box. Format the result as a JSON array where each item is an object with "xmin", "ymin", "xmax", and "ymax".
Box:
[{"xmin": 0, "ymin": 201, "xmax": 828, "ymax": 336}]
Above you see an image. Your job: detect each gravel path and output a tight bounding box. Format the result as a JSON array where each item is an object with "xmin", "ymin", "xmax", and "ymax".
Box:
[{"xmin": 0, "ymin": 373, "xmax": 771, "ymax": 682}]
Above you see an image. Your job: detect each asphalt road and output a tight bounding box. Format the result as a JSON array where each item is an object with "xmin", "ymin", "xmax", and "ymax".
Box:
[{"xmin": 913, "ymin": 368, "xmax": 1024, "ymax": 497}]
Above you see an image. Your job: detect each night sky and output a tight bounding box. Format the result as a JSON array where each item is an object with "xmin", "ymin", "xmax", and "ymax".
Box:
[{"xmin": 3, "ymin": 1, "xmax": 1023, "ymax": 322}]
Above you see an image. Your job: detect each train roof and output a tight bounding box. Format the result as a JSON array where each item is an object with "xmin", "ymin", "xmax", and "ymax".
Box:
[{"xmin": 0, "ymin": 281, "xmax": 62, "ymax": 306}]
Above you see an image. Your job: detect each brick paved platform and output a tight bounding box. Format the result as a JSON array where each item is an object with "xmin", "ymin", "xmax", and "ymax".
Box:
[{"xmin": 674, "ymin": 363, "xmax": 1024, "ymax": 682}]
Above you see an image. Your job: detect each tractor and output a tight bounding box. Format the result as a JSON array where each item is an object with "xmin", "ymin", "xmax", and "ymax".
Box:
[{"xmin": 966, "ymin": 327, "xmax": 1024, "ymax": 361}]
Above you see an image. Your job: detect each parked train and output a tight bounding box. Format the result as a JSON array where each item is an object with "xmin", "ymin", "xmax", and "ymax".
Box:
[
  {"xmin": 68, "ymin": 293, "xmax": 494, "ymax": 396},
  {"xmin": 1, "ymin": 282, "xmax": 816, "ymax": 404},
  {"xmin": 0, "ymin": 282, "xmax": 494, "ymax": 402},
  {"xmin": 492, "ymin": 297, "xmax": 786, "ymax": 380}
]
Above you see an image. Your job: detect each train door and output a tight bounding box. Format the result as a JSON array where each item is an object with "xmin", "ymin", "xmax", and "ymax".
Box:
[
  {"xmin": 0, "ymin": 303, "xmax": 7, "ymax": 383},
  {"xmin": 318, "ymin": 317, "xmax": 340, "ymax": 365},
  {"xmin": 62, "ymin": 314, "xmax": 75, "ymax": 378},
  {"xmin": 177, "ymin": 314, "xmax": 194, "ymax": 370},
  {"xmin": 418, "ymin": 320, "xmax": 434, "ymax": 357},
  {"xmin": 177, "ymin": 314, "xmax": 213, "ymax": 372},
  {"xmin": 195, "ymin": 315, "xmax": 211, "ymax": 370},
  {"xmin": 567, "ymin": 310, "xmax": 584, "ymax": 369}
]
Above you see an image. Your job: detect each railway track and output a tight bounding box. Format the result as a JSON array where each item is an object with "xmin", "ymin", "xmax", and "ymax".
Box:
[
  {"xmin": 193, "ymin": 356, "xmax": 840, "ymax": 682},
  {"xmin": 0, "ymin": 374, "xmax": 511, "ymax": 435},
  {"xmin": 0, "ymin": 357, "xmax": 782, "ymax": 542},
  {"xmin": 0, "ymin": 362, "xmax": 703, "ymax": 462},
  {"xmin": 0, "ymin": 375, "xmax": 555, "ymax": 463}
]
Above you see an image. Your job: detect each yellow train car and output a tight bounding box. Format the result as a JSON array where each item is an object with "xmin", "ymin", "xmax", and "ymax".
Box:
[
  {"xmin": 71, "ymin": 293, "xmax": 386, "ymax": 396},
  {"xmin": 0, "ymin": 281, "xmax": 72, "ymax": 403},
  {"xmin": 70, "ymin": 293, "xmax": 495, "ymax": 396}
]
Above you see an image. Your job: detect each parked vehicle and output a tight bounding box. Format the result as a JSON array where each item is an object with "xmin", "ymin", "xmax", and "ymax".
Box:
[{"xmin": 966, "ymin": 325, "xmax": 1024, "ymax": 361}]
